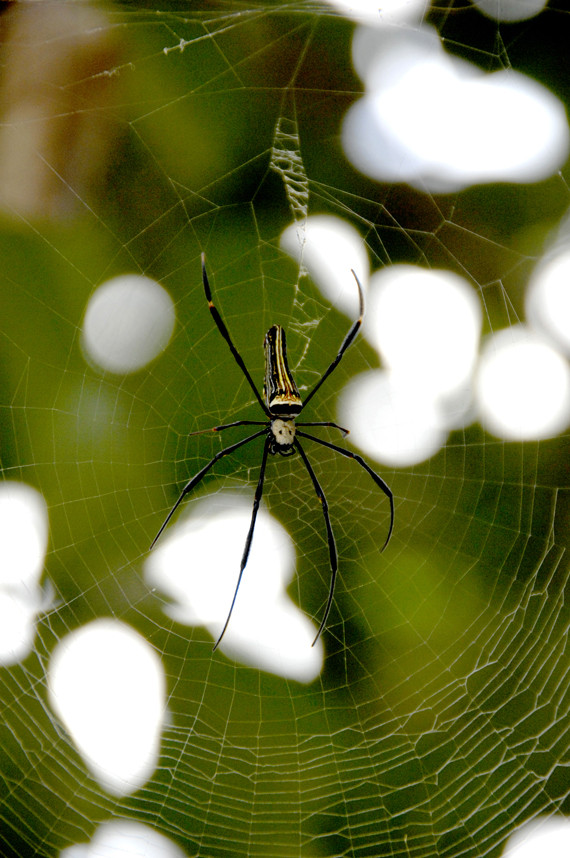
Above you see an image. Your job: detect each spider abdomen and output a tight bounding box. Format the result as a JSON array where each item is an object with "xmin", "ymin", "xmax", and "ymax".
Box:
[{"xmin": 264, "ymin": 325, "xmax": 303, "ymax": 417}]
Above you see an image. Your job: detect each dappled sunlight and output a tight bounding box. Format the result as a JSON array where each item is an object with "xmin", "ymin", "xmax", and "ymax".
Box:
[
  {"xmin": 145, "ymin": 494, "xmax": 323, "ymax": 682},
  {"xmin": 280, "ymin": 215, "xmax": 570, "ymax": 459},
  {"xmin": 365, "ymin": 265, "xmax": 482, "ymax": 399},
  {"xmin": 339, "ymin": 369, "xmax": 447, "ymax": 467},
  {"xmin": 475, "ymin": 326, "xmax": 570, "ymax": 440},
  {"xmin": 474, "ymin": 0, "xmax": 548, "ymax": 22},
  {"xmin": 527, "ymin": 249, "xmax": 570, "ymax": 355},
  {"xmin": 81, "ymin": 275, "xmax": 175, "ymax": 374},
  {"xmin": 343, "ymin": 25, "xmax": 569, "ymax": 192},
  {"xmin": 0, "ymin": 481, "xmax": 52, "ymax": 665},
  {"xmin": 502, "ymin": 816, "xmax": 570, "ymax": 857},
  {"xmin": 280, "ymin": 215, "xmax": 369, "ymax": 318},
  {"xmin": 323, "ymin": 0, "xmax": 426, "ymax": 26},
  {"xmin": 48, "ymin": 619, "xmax": 166, "ymax": 796},
  {"xmin": 60, "ymin": 819, "xmax": 188, "ymax": 858}
]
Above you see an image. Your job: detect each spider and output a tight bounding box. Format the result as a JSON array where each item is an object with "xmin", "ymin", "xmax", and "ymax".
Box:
[{"xmin": 151, "ymin": 253, "xmax": 394, "ymax": 650}]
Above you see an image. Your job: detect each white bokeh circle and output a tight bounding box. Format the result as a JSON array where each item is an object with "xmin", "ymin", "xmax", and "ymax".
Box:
[
  {"xmin": 339, "ymin": 369, "xmax": 447, "ymax": 467},
  {"xmin": 526, "ymin": 250, "xmax": 570, "ymax": 356},
  {"xmin": 365, "ymin": 265, "xmax": 481, "ymax": 399},
  {"xmin": 475, "ymin": 326, "xmax": 570, "ymax": 440},
  {"xmin": 0, "ymin": 482, "xmax": 50, "ymax": 665},
  {"xmin": 503, "ymin": 816, "xmax": 570, "ymax": 857},
  {"xmin": 82, "ymin": 275, "xmax": 175, "ymax": 374},
  {"xmin": 48, "ymin": 619, "xmax": 166, "ymax": 796},
  {"xmin": 280, "ymin": 215, "xmax": 368, "ymax": 318},
  {"xmin": 474, "ymin": 0, "xmax": 548, "ymax": 22}
]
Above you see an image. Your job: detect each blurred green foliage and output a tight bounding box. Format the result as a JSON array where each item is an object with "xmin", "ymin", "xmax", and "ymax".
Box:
[{"xmin": 0, "ymin": 3, "xmax": 569, "ymax": 858}]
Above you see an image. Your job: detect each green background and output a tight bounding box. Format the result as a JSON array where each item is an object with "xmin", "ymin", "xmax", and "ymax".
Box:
[{"xmin": 1, "ymin": 3, "xmax": 569, "ymax": 857}]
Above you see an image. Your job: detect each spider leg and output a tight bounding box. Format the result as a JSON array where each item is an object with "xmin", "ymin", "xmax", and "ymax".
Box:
[
  {"xmin": 149, "ymin": 428, "xmax": 266, "ymax": 550},
  {"xmin": 189, "ymin": 419, "xmax": 267, "ymax": 437},
  {"xmin": 296, "ymin": 420, "xmax": 350, "ymax": 438},
  {"xmin": 302, "ymin": 270, "xmax": 365, "ymax": 409},
  {"xmin": 296, "ymin": 430, "xmax": 394, "ymax": 550},
  {"xmin": 202, "ymin": 253, "xmax": 269, "ymax": 416},
  {"xmin": 213, "ymin": 435, "xmax": 271, "ymax": 650},
  {"xmin": 295, "ymin": 440, "xmax": 338, "ymax": 646}
]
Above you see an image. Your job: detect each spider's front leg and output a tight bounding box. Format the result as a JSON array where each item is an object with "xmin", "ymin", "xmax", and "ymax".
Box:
[{"xmin": 149, "ymin": 428, "xmax": 267, "ymax": 549}]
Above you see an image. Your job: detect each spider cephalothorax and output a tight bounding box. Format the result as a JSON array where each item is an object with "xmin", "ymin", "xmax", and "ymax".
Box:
[
  {"xmin": 151, "ymin": 254, "xmax": 394, "ymax": 650},
  {"xmin": 268, "ymin": 418, "xmax": 296, "ymax": 455}
]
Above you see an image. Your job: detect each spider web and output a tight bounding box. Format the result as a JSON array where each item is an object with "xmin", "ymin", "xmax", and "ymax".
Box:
[{"xmin": 0, "ymin": 3, "xmax": 569, "ymax": 857}]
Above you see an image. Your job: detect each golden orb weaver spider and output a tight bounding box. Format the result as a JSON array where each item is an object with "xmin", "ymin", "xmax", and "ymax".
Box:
[{"xmin": 151, "ymin": 254, "xmax": 394, "ymax": 650}]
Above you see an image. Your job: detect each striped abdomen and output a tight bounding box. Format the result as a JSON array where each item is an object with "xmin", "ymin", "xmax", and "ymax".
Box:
[{"xmin": 263, "ymin": 325, "xmax": 302, "ymax": 416}]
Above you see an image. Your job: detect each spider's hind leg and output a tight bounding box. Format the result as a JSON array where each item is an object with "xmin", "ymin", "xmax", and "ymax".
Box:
[
  {"xmin": 213, "ymin": 435, "xmax": 272, "ymax": 650},
  {"xmin": 294, "ymin": 439, "xmax": 338, "ymax": 645}
]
